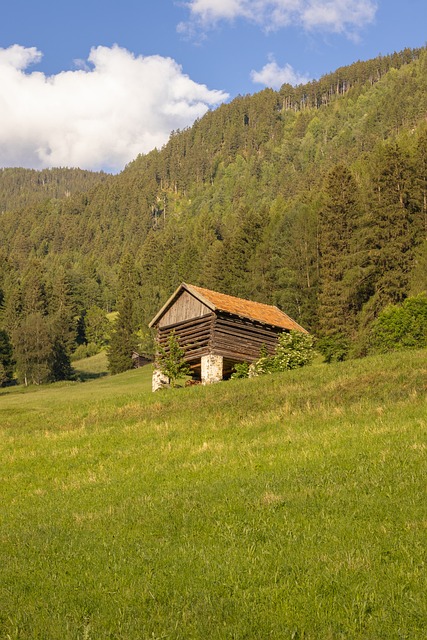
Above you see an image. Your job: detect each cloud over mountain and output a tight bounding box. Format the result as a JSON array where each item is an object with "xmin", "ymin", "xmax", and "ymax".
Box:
[
  {"xmin": 0, "ymin": 44, "xmax": 228, "ymax": 173},
  {"xmin": 181, "ymin": 0, "xmax": 377, "ymax": 35},
  {"xmin": 251, "ymin": 58, "xmax": 310, "ymax": 89}
]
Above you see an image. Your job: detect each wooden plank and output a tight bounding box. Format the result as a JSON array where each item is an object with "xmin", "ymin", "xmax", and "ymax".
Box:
[
  {"xmin": 214, "ymin": 328, "xmax": 278, "ymax": 346},
  {"xmin": 215, "ymin": 315, "xmax": 283, "ymax": 337},
  {"xmin": 157, "ymin": 331, "xmax": 211, "ymax": 348},
  {"xmin": 158, "ymin": 326, "xmax": 212, "ymax": 343},
  {"xmin": 213, "ymin": 328, "xmax": 278, "ymax": 346},
  {"xmin": 158, "ymin": 322, "xmax": 213, "ymax": 341},
  {"xmin": 212, "ymin": 316, "xmax": 281, "ymax": 357},
  {"xmin": 156, "ymin": 317, "xmax": 212, "ymax": 362},
  {"xmin": 158, "ymin": 312, "xmax": 214, "ymax": 332},
  {"xmin": 158, "ymin": 291, "xmax": 211, "ymax": 327},
  {"xmin": 213, "ymin": 334, "xmax": 276, "ymax": 349}
]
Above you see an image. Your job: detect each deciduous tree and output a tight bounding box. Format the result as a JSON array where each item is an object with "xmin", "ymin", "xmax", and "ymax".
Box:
[{"xmin": 156, "ymin": 331, "xmax": 190, "ymax": 387}]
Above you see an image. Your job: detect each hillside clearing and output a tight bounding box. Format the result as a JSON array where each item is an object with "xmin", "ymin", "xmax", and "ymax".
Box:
[{"xmin": 0, "ymin": 349, "xmax": 426, "ymax": 639}]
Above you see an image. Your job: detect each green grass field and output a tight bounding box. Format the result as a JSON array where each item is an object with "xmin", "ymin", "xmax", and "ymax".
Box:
[{"xmin": 1, "ymin": 349, "xmax": 426, "ymax": 639}]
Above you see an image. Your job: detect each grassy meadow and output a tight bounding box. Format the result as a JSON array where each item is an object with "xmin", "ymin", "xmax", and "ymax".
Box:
[{"xmin": 0, "ymin": 349, "xmax": 426, "ymax": 639}]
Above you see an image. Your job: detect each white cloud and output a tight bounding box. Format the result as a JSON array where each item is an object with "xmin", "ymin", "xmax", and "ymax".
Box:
[
  {"xmin": 181, "ymin": 0, "xmax": 377, "ymax": 34},
  {"xmin": 0, "ymin": 45, "xmax": 43, "ymax": 70},
  {"xmin": 302, "ymin": 0, "xmax": 377, "ymax": 34},
  {"xmin": 0, "ymin": 44, "xmax": 228, "ymax": 173},
  {"xmin": 251, "ymin": 58, "xmax": 310, "ymax": 89},
  {"xmin": 183, "ymin": 0, "xmax": 246, "ymax": 23}
]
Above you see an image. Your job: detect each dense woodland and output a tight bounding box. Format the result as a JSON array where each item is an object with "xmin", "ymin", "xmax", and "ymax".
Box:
[{"xmin": 1, "ymin": 47, "xmax": 427, "ymax": 384}]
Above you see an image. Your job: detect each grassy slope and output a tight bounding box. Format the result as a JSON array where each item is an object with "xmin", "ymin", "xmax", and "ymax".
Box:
[{"xmin": 0, "ymin": 350, "xmax": 426, "ymax": 639}]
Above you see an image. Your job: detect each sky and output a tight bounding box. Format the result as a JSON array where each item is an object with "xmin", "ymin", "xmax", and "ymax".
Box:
[{"xmin": 0, "ymin": 0, "xmax": 426, "ymax": 173}]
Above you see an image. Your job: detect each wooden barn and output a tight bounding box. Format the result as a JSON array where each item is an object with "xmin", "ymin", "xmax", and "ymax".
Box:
[
  {"xmin": 131, "ymin": 351, "xmax": 153, "ymax": 369},
  {"xmin": 149, "ymin": 283, "xmax": 307, "ymax": 390}
]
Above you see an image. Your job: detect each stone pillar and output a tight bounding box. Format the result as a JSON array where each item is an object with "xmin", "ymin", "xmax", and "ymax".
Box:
[
  {"xmin": 152, "ymin": 368, "xmax": 170, "ymax": 392},
  {"xmin": 201, "ymin": 354, "xmax": 223, "ymax": 385}
]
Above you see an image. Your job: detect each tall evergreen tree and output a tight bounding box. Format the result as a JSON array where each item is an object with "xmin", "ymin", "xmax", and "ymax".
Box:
[
  {"xmin": 414, "ymin": 128, "xmax": 427, "ymax": 241},
  {"xmin": 47, "ymin": 267, "xmax": 77, "ymax": 380},
  {"xmin": 108, "ymin": 254, "xmax": 140, "ymax": 374},
  {"xmin": 217, "ymin": 207, "xmax": 265, "ymax": 299},
  {"xmin": 268, "ymin": 201, "xmax": 319, "ymax": 331},
  {"xmin": 11, "ymin": 312, "xmax": 53, "ymax": 386},
  {"xmin": 85, "ymin": 305, "xmax": 109, "ymax": 348},
  {"xmin": 21, "ymin": 261, "xmax": 48, "ymax": 315},
  {"xmin": 0, "ymin": 329, "xmax": 14, "ymax": 386},
  {"xmin": 317, "ymin": 165, "xmax": 362, "ymax": 359},
  {"xmin": 367, "ymin": 143, "xmax": 415, "ymax": 313},
  {"xmin": 409, "ymin": 240, "xmax": 427, "ymax": 295}
]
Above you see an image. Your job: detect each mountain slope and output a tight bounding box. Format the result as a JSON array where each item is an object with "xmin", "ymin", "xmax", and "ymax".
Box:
[{"xmin": 0, "ymin": 47, "xmax": 426, "ymax": 364}]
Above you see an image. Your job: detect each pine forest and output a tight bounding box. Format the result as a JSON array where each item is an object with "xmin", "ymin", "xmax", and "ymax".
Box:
[{"xmin": 1, "ymin": 46, "xmax": 427, "ymax": 384}]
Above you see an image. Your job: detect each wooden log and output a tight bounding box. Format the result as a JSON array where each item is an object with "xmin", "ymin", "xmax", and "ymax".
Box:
[
  {"xmin": 158, "ymin": 323, "xmax": 212, "ymax": 342},
  {"xmin": 158, "ymin": 312, "xmax": 215, "ymax": 331}
]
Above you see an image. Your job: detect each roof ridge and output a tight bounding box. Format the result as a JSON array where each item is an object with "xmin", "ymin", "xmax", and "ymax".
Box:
[{"xmin": 150, "ymin": 282, "xmax": 307, "ymax": 333}]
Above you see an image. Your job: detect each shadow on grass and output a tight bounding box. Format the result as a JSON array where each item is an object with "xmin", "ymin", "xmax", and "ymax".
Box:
[
  {"xmin": 73, "ymin": 370, "xmax": 110, "ymax": 382},
  {"xmin": 0, "ymin": 386, "xmax": 19, "ymax": 397}
]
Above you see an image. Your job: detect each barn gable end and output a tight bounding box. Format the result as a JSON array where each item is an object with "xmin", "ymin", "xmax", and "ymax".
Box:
[{"xmin": 157, "ymin": 290, "xmax": 211, "ymax": 328}]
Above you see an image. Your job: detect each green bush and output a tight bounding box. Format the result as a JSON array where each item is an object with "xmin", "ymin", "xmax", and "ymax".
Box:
[
  {"xmin": 230, "ymin": 362, "xmax": 250, "ymax": 379},
  {"xmin": 237, "ymin": 331, "xmax": 315, "ymax": 379},
  {"xmin": 369, "ymin": 295, "xmax": 427, "ymax": 353},
  {"xmin": 71, "ymin": 342, "xmax": 100, "ymax": 362},
  {"xmin": 272, "ymin": 330, "xmax": 315, "ymax": 370},
  {"xmin": 317, "ymin": 334, "xmax": 350, "ymax": 363}
]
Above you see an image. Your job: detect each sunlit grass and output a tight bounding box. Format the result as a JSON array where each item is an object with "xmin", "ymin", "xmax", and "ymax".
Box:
[
  {"xmin": 73, "ymin": 350, "xmax": 109, "ymax": 378},
  {"xmin": 0, "ymin": 349, "xmax": 426, "ymax": 639}
]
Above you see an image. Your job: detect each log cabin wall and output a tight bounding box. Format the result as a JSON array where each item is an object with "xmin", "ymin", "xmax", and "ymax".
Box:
[
  {"xmin": 211, "ymin": 313, "xmax": 283, "ymax": 361},
  {"xmin": 156, "ymin": 313, "xmax": 215, "ymax": 362},
  {"xmin": 156, "ymin": 311, "xmax": 285, "ymax": 365}
]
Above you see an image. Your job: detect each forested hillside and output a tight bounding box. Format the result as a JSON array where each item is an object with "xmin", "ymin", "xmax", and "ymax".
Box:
[
  {"xmin": 0, "ymin": 167, "xmax": 110, "ymax": 213},
  {"xmin": 1, "ymin": 47, "xmax": 427, "ymax": 383}
]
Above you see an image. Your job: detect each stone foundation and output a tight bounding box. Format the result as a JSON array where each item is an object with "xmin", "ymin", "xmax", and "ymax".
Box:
[
  {"xmin": 201, "ymin": 354, "xmax": 223, "ymax": 385},
  {"xmin": 152, "ymin": 368, "xmax": 170, "ymax": 392}
]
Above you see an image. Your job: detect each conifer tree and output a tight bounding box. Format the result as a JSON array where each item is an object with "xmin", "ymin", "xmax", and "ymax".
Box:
[
  {"xmin": 0, "ymin": 274, "xmax": 22, "ymax": 333},
  {"xmin": 268, "ymin": 201, "xmax": 319, "ymax": 331},
  {"xmin": 21, "ymin": 261, "xmax": 48, "ymax": 315},
  {"xmin": 218, "ymin": 207, "xmax": 265, "ymax": 299},
  {"xmin": 11, "ymin": 312, "xmax": 52, "ymax": 385},
  {"xmin": 414, "ymin": 128, "xmax": 427, "ymax": 241},
  {"xmin": 85, "ymin": 305, "xmax": 109, "ymax": 348},
  {"xmin": 317, "ymin": 165, "xmax": 361, "ymax": 360},
  {"xmin": 367, "ymin": 143, "xmax": 415, "ymax": 312},
  {"xmin": 48, "ymin": 267, "xmax": 76, "ymax": 380},
  {"xmin": 108, "ymin": 254, "xmax": 140, "ymax": 374},
  {"xmin": 0, "ymin": 329, "xmax": 14, "ymax": 386}
]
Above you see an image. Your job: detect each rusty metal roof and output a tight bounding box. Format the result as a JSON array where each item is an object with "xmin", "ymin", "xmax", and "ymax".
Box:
[
  {"xmin": 185, "ymin": 283, "xmax": 307, "ymax": 332},
  {"xmin": 149, "ymin": 282, "xmax": 308, "ymax": 331}
]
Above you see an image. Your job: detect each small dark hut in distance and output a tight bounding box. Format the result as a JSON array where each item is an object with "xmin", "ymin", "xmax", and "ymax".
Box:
[
  {"xmin": 131, "ymin": 351, "xmax": 153, "ymax": 368},
  {"xmin": 149, "ymin": 283, "xmax": 307, "ymax": 390}
]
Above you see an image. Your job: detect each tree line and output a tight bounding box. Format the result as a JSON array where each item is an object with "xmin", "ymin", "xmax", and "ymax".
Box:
[{"xmin": 1, "ymin": 47, "xmax": 427, "ymax": 384}]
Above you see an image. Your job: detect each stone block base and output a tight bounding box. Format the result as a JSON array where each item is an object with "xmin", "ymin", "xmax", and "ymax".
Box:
[
  {"xmin": 201, "ymin": 354, "xmax": 223, "ymax": 385},
  {"xmin": 152, "ymin": 368, "xmax": 170, "ymax": 392}
]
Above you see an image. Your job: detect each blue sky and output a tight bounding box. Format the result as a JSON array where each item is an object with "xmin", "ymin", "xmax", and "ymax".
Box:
[{"xmin": 1, "ymin": 0, "xmax": 426, "ymax": 172}]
